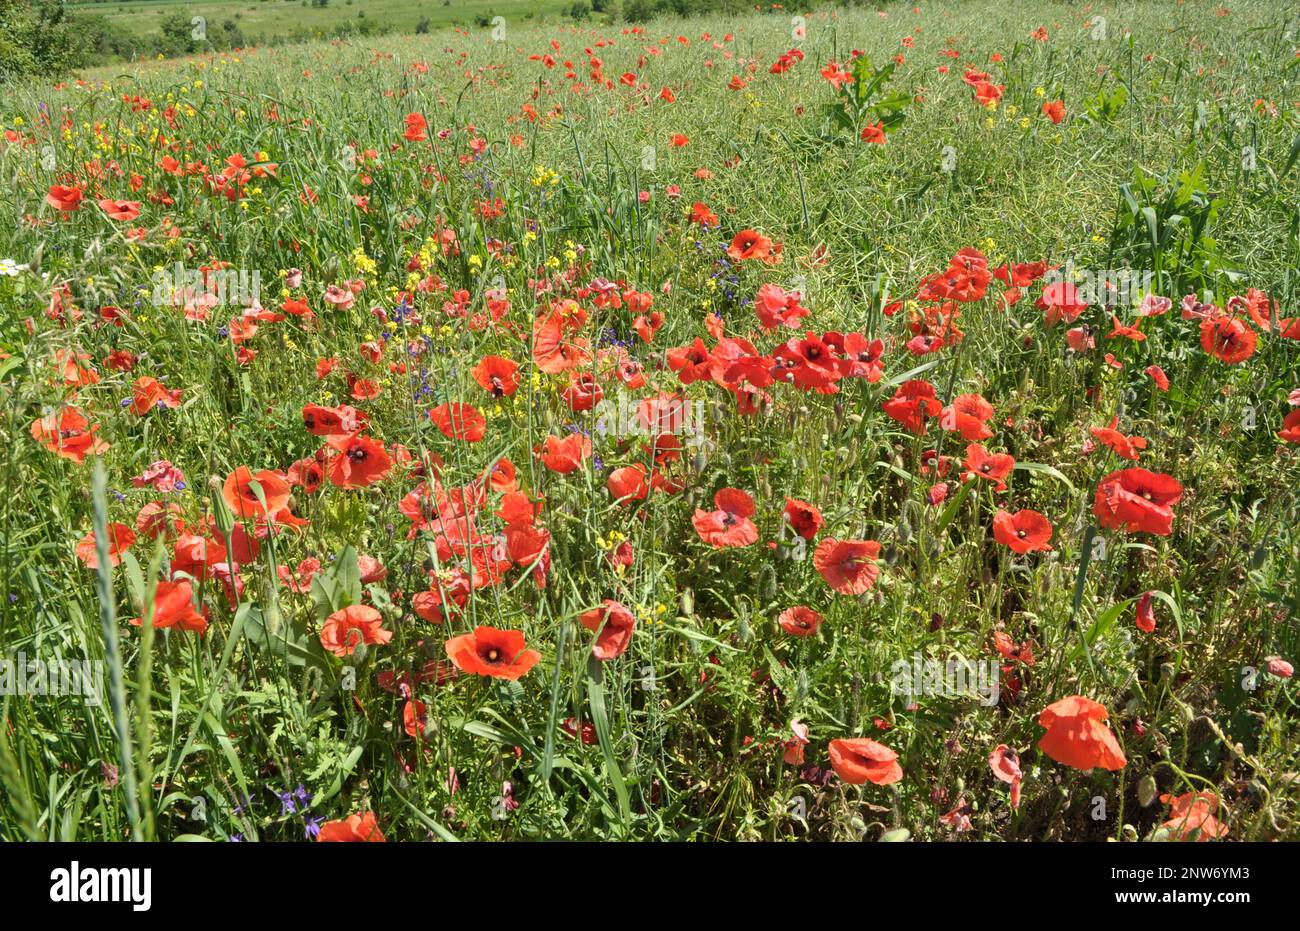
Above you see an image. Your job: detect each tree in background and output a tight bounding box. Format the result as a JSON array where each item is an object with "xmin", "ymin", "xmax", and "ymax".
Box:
[{"xmin": 0, "ymin": 0, "xmax": 84, "ymax": 81}]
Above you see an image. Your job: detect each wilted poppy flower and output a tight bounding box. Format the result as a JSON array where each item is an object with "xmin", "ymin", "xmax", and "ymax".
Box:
[
  {"xmin": 444, "ymin": 626, "xmax": 541, "ymax": 680},
  {"xmin": 778, "ymin": 605, "xmax": 823, "ymax": 637},
  {"xmin": 579, "ymin": 600, "xmax": 636, "ymax": 660},
  {"xmin": 320, "ymin": 605, "xmax": 393, "ymax": 657},
  {"xmin": 1036, "ymin": 696, "xmax": 1127, "ymax": 771},
  {"xmin": 1135, "ymin": 591, "xmax": 1156, "ymax": 633},
  {"xmin": 222, "ymin": 467, "xmax": 291, "ymax": 519},
  {"xmin": 132, "ymin": 460, "xmax": 185, "ymax": 492},
  {"xmin": 1093, "ymin": 468, "xmax": 1183, "ymax": 536},
  {"xmin": 1159, "ymin": 791, "xmax": 1228, "ymax": 841},
  {"xmin": 992, "ymin": 509, "xmax": 1053, "ymax": 553},
  {"xmin": 988, "ymin": 744, "xmax": 1022, "ymax": 810},
  {"xmin": 692, "ymin": 487, "xmax": 758, "ymax": 548},
  {"xmin": 828, "ymin": 737, "xmax": 903, "ymax": 786},
  {"xmin": 1090, "ymin": 416, "xmax": 1147, "ymax": 461},
  {"xmin": 317, "ymin": 811, "xmax": 385, "ymax": 842},
  {"xmin": 132, "ymin": 579, "xmax": 207, "ymax": 635},
  {"xmin": 813, "ymin": 538, "xmax": 881, "ymax": 594},
  {"xmin": 783, "ymin": 719, "xmax": 810, "ymax": 765},
  {"xmin": 1265, "ymin": 656, "xmax": 1293, "ymax": 679}
]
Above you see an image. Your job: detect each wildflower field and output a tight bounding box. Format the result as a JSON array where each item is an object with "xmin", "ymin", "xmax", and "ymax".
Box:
[{"xmin": 2, "ymin": 0, "xmax": 1299, "ymax": 845}]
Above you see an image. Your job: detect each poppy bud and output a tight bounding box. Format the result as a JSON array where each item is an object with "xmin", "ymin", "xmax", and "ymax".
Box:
[
  {"xmin": 211, "ymin": 488, "xmax": 234, "ymax": 538},
  {"xmin": 1137, "ymin": 774, "xmax": 1158, "ymax": 807},
  {"xmin": 679, "ymin": 588, "xmax": 693, "ymax": 616}
]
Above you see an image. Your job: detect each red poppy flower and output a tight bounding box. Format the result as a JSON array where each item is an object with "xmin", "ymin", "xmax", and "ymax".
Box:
[
  {"xmin": 783, "ymin": 497, "xmax": 823, "ymax": 540},
  {"xmin": 317, "ymin": 811, "xmax": 385, "ymax": 842},
  {"xmin": 1159, "ymin": 791, "xmax": 1228, "ymax": 841},
  {"xmin": 579, "ymin": 600, "xmax": 636, "ymax": 660},
  {"xmin": 726, "ymin": 229, "xmax": 781, "ymax": 264},
  {"xmin": 536, "ymin": 433, "xmax": 591, "ymax": 474},
  {"xmin": 1093, "ymin": 467, "xmax": 1183, "ymax": 535},
  {"xmin": 430, "ymin": 403, "xmax": 486, "ymax": 442},
  {"xmin": 132, "ymin": 579, "xmax": 207, "ymax": 635},
  {"xmin": 988, "ymin": 744, "xmax": 1023, "ymax": 806},
  {"xmin": 98, "ymin": 198, "xmax": 141, "ymax": 221},
  {"xmin": 941, "ymin": 393, "xmax": 994, "ymax": 441},
  {"xmin": 828, "ymin": 737, "xmax": 903, "ymax": 786},
  {"xmin": 46, "ymin": 184, "xmax": 84, "ymax": 212},
  {"xmin": 813, "ymin": 538, "xmax": 882, "ymax": 594},
  {"xmin": 692, "ymin": 487, "xmax": 758, "ymax": 548},
  {"xmin": 302, "ymin": 403, "xmax": 367, "ymax": 437},
  {"xmin": 320, "ymin": 605, "xmax": 393, "ymax": 657},
  {"xmin": 992, "ymin": 509, "xmax": 1053, "ymax": 553},
  {"xmin": 471, "ymin": 355, "xmax": 520, "ymax": 397},
  {"xmin": 222, "ymin": 467, "xmax": 291, "ymax": 519},
  {"xmin": 883, "ymin": 379, "xmax": 942, "ymax": 435},
  {"xmin": 1278, "ymin": 409, "xmax": 1300, "ymax": 444},
  {"xmin": 1036, "ymin": 696, "xmax": 1127, "ymax": 771},
  {"xmin": 444, "ymin": 626, "xmax": 541, "ymax": 680},
  {"xmin": 607, "ymin": 465, "xmax": 649, "ymax": 503},
  {"xmin": 129, "ymin": 376, "xmax": 182, "ymax": 415},
  {"xmin": 1090, "ymin": 416, "xmax": 1147, "ymax": 460},
  {"xmin": 326, "ymin": 434, "xmax": 393, "ymax": 488},
  {"xmin": 403, "ymin": 699, "xmax": 428, "ymax": 738},
  {"xmin": 778, "ymin": 605, "xmax": 823, "ymax": 637},
  {"xmin": 1145, "ymin": 365, "xmax": 1170, "ymax": 391},
  {"xmin": 1199, "ymin": 316, "xmax": 1257, "ymax": 364},
  {"xmin": 1041, "ymin": 99, "xmax": 1065, "ymax": 123},
  {"xmin": 963, "ymin": 443, "xmax": 1016, "ymax": 489},
  {"xmin": 76, "ymin": 523, "xmax": 137, "ymax": 569},
  {"xmin": 992, "ymin": 631, "xmax": 1036, "ymax": 665},
  {"xmin": 31, "ymin": 407, "xmax": 109, "ymax": 463}
]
